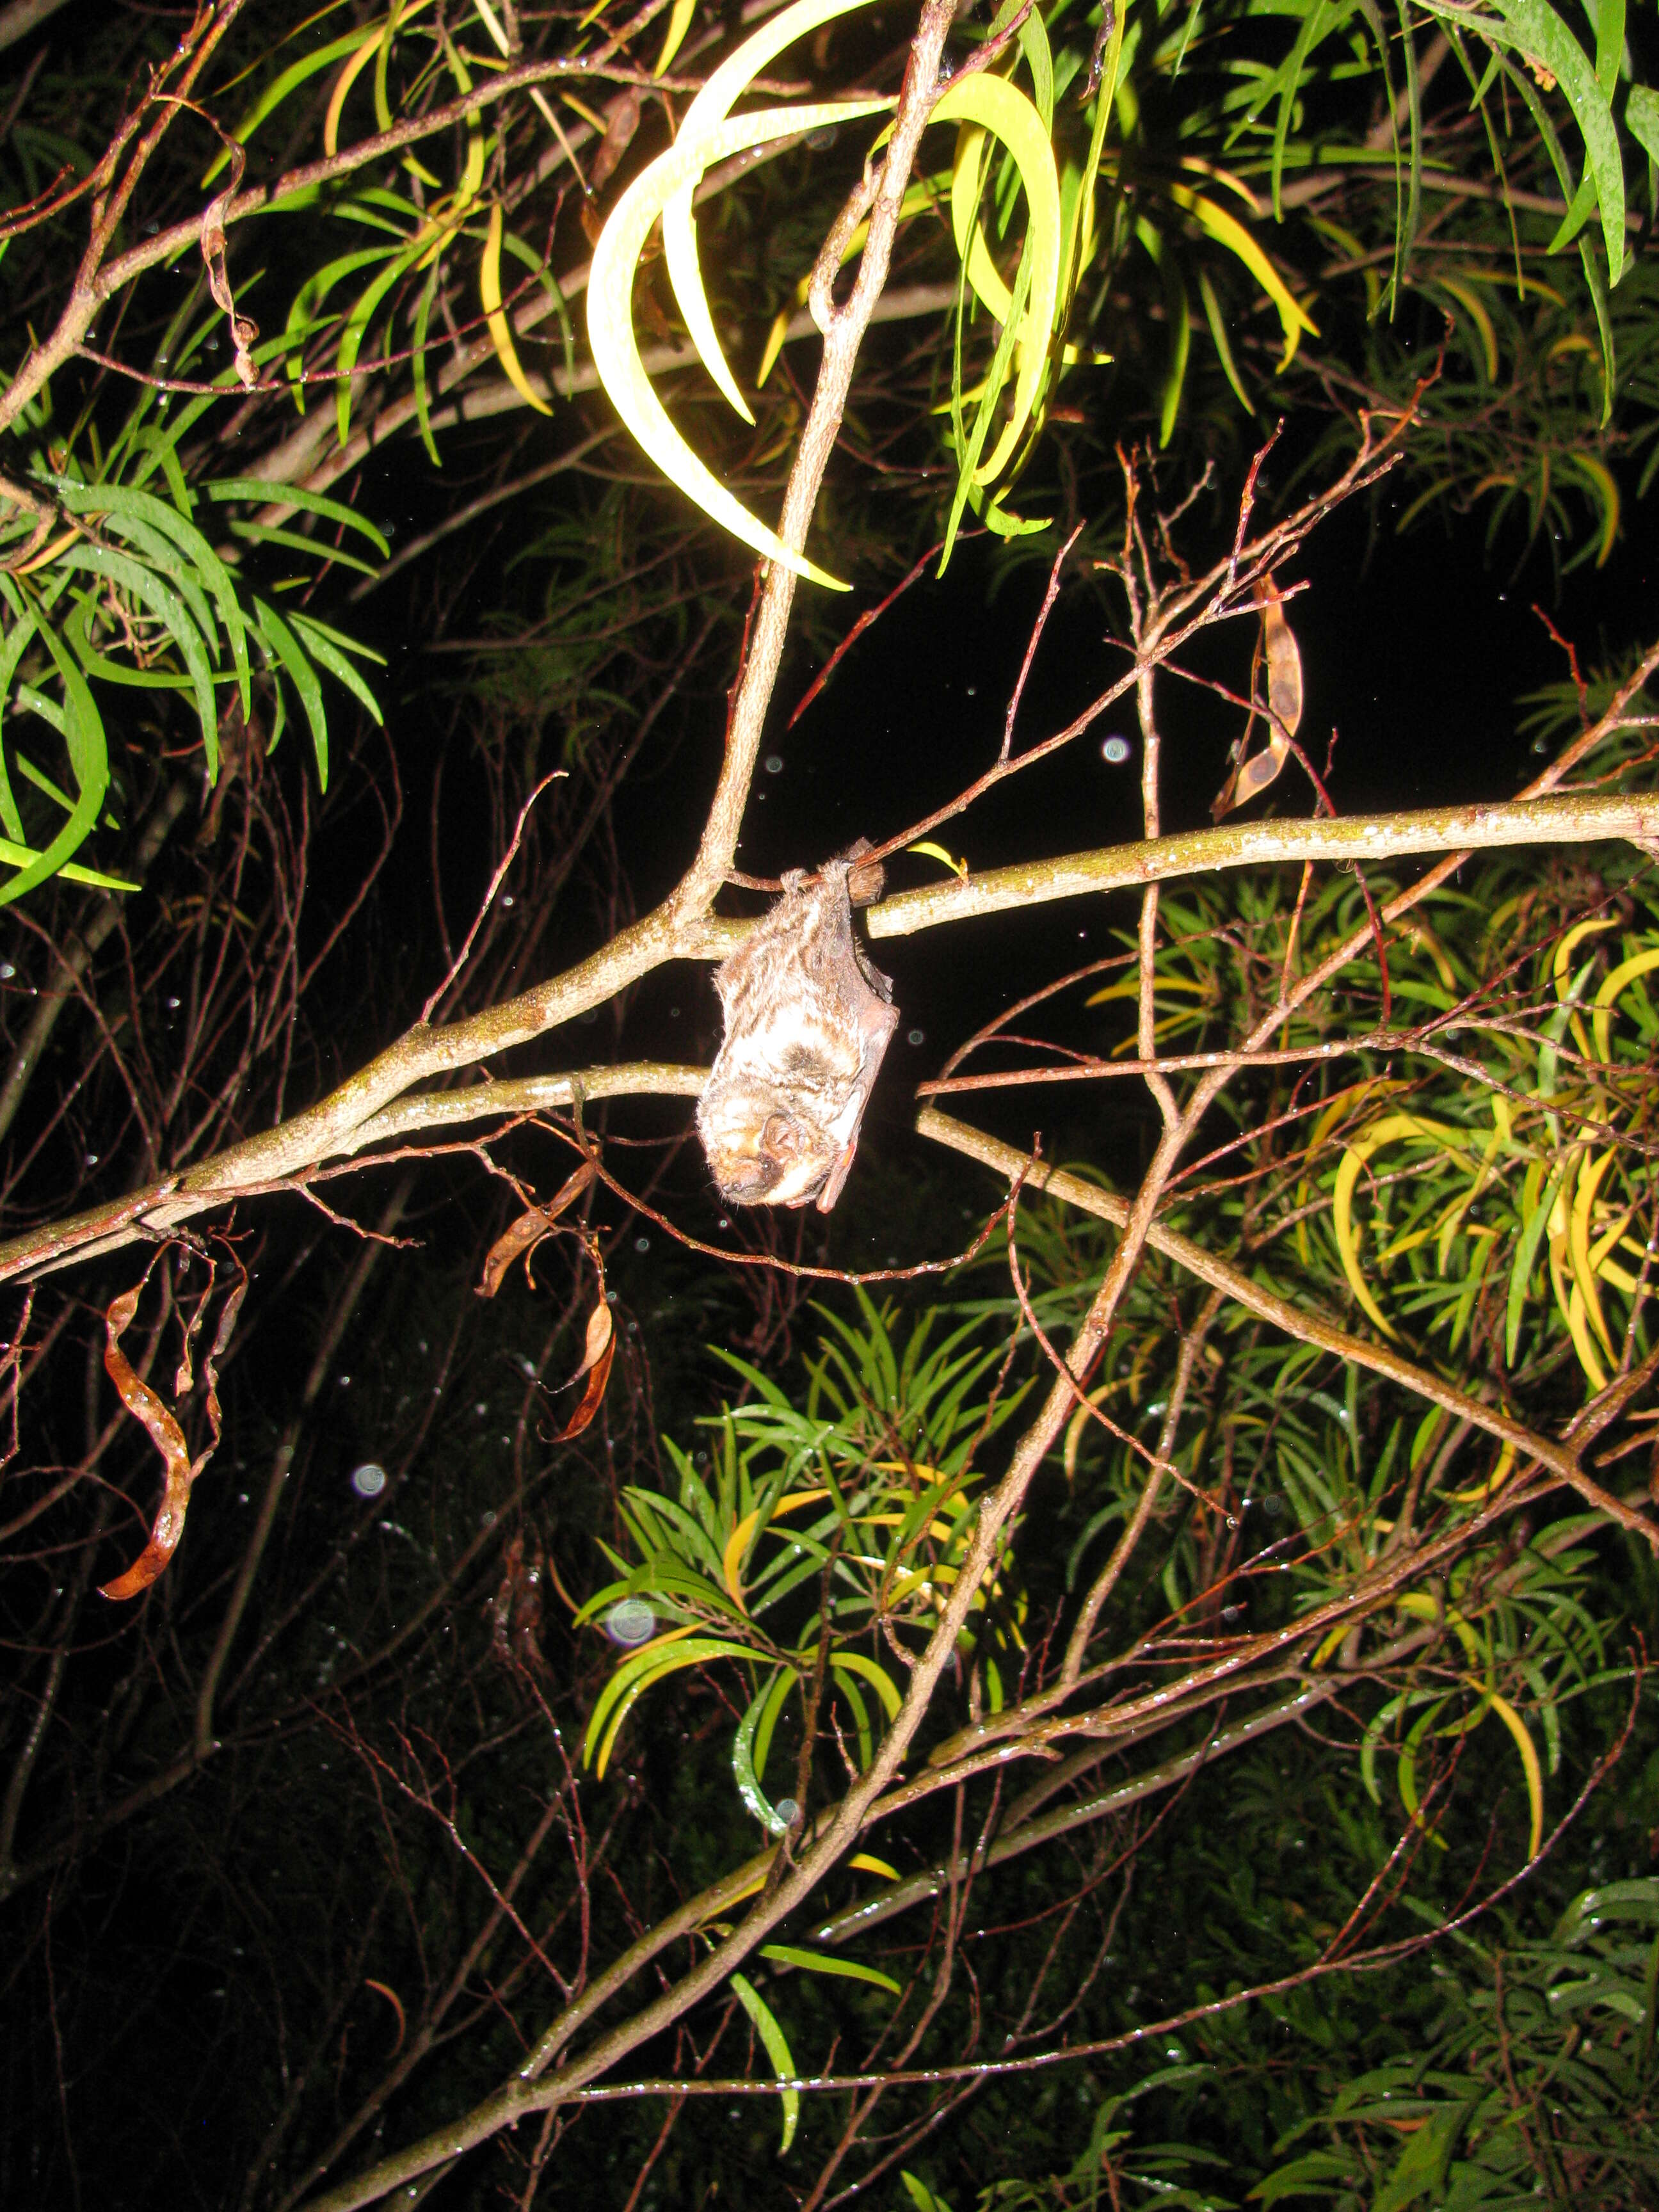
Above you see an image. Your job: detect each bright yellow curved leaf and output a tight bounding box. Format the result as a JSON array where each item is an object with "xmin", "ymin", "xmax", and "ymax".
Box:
[
  {"xmin": 934, "ymin": 74, "xmax": 1062, "ymax": 483},
  {"xmin": 1591, "ymin": 941, "xmax": 1659, "ymax": 1066},
  {"xmin": 1464, "ymin": 1675, "xmax": 1544, "ymax": 1858},
  {"xmin": 587, "ymin": 101, "xmax": 888, "ymax": 588},
  {"xmin": 662, "ymin": 0, "xmax": 883, "ymax": 423},
  {"xmin": 1333, "ymin": 1112, "xmax": 1467, "ymax": 1340}
]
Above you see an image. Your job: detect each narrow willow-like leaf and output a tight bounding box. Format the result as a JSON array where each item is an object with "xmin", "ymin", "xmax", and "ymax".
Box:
[
  {"xmin": 662, "ymin": 0, "xmax": 879, "ymax": 426},
  {"xmin": 587, "ymin": 101, "xmax": 889, "ymax": 589},
  {"xmin": 252, "ymin": 596, "xmax": 329, "ymax": 786},
  {"xmin": 728, "ymin": 1975, "xmax": 799, "ymax": 2153},
  {"xmin": 1, "ymin": 617, "xmax": 108, "ymax": 904},
  {"xmin": 938, "ymin": 73, "xmax": 1064, "ymax": 483},
  {"xmin": 63, "ymin": 545, "xmax": 218, "ymax": 776},
  {"xmin": 289, "ymin": 613, "xmax": 385, "ymax": 726},
  {"xmin": 759, "ymin": 1943, "xmax": 901, "ymax": 1995},
  {"xmin": 482, "ymin": 201, "xmax": 552, "ymax": 417},
  {"xmin": 208, "ymin": 480, "xmax": 390, "ymax": 558}
]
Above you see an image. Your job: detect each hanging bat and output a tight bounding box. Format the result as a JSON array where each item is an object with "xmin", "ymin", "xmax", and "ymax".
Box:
[{"xmin": 696, "ymin": 844, "xmax": 899, "ymax": 1212}]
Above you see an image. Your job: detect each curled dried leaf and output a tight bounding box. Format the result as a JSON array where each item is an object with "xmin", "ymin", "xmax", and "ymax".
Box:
[
  {"xmin": 1260, "ymin": 577, "xmax": 1304, "ymax": 742},
  {"xmin": 477, "ymin": 1160, "xmax": 597, "ymax": 1297},
  {"xmin": 589, "ymin": 84, "xmax": 643, "ymax": 195},
  {"xmin": 552, "ymin": 1304, "xmax": 615, "ymax": 1441},
  {"xmin": 99, "ymin": 1262, "xmax": 244, "ymax": 1600},
  {"xmin": 1210, "ymin": 575, "xmax": 1304, "ymax": 820}
]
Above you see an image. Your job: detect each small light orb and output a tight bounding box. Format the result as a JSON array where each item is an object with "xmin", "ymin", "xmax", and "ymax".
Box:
[
  {"xmin": 773, "ymin": 1798, "xmax": 802, "ymax": 1829},
  {"xmin": 1102, "ymin": 734, "xmax": 1132, "ymax": 765},
  {"xmin": 764, "ymin": 754, "xmax": 784, "ymax": 774},
  {"xmin": 0, "ymin": 963, "xmax": 14, "ymax": 981},
  {"xmin": 501, "ymin": 894, "xmax": 515, "ymax": 908},
  {"xmin": 907, "ymin": 1028, "xmax": 924, "ymax": 1046},
  {"xmin": 604, "ymin": 1598, "xmax": 657, "ymax": 1647},
  {"xmin": 634, "ymin": 1235, "xmax": 650, "ymax": 1252},
  {"xmin": 349, "ymin": 1463, "xmax": 388, "ymax": 1498}
]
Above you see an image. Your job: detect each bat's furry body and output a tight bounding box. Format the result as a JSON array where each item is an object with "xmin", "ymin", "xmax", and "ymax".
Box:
[{"xmin": 696, "ymin": 851, "xmax": 898, "ymax": 1212}]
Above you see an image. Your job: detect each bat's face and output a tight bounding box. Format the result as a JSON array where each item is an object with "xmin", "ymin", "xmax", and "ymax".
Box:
[{"xmin": 696, "ymin": 1080, "xmax": 839, "ymax": 1208}]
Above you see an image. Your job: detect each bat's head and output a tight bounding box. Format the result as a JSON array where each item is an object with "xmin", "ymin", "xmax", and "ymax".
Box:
[{"xmin": 696, "ymin": 1084, "xmax": 837, "ymax": 1208}]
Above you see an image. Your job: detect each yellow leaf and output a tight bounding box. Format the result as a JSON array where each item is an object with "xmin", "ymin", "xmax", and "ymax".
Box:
[
  {"xmin": 662, "ymin": 0, "xmax": 886, "ymax": 426},
  {"xmin": 1167, "ymin": 183, "xmax": 1318, "ymax": 372},
  {"xmin": 1395, "ymin": 1591, "xmax": 1483, "ymax": 1665},
  {"xmin": 849, "ymin": 1852, "xmax": 899, "ymax": 1879},
  {"xmin": 325, "ymin": 8, "xmax": 435, "ymax": 156},
  {"xmin": 1442, "ymin": 1438, "xmax": 1519, "ymax": 1505},
  {"xmin": 1569, "ymin": 1147, "xmax": 1617, "ymax": 1361},
  {"xmin": 1591, "ymin": 942, "xmax": 1659, "ymax": 1066},
  {"xmin": 587, "ymin": 102, "xmax": 888, "ymax": 589},
  {"xmin": 1553, "ymin": 915, "xmax": 1617, "ymax": 1061},
  {"xmin": 1436, "ymin": 274, "xmax": 1500, "ymax": 382},
  {"xmin": 935, "ymin": 75, "xmax": 1062, "ymax": 483},
  {"xmin": 721, "ymin": 1487, "xmax": 830, "ymax": 1608},
  {"xmin": 906, "ymin": 840, "xmax": 966, "ymax": 877},
  {"xmin": 481, "ymin": 201, "xmax": 552, "ymax": 415},
  {"xmin": 1333, "ymin": 1112, "xmax": 1468, "ymax": 1340},
  {"xmin": 654, "ymin": 0, "xmax": 698, "ymax": 76},
  {"xmin": 1464, "ymin": 1676, "xmax": 1544, "ymax": 1859},
  {"xmin": 562, "ymin": 90, "xmax": 608, "ymax": 133},
  {"xmin": 722, "ymin": 1510, "xmax": 757, "ymax": 1609}
]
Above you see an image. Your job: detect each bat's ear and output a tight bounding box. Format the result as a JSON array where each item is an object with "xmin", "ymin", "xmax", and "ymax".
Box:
[{"xmin": 844, "ymin": 842, "xmax": 885, "ymax": 908}]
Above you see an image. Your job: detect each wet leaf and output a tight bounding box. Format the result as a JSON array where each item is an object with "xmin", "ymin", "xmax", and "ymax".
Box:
[
  {"xmin": 729, "ymin": 1973, "xmax": 799, "ymax": 2152},
  {"xmin": 99, "ymin": 1264, "xmax": 244, "ymax": 1601}
]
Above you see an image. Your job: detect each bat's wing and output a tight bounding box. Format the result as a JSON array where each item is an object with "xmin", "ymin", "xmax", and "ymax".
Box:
[{"xmin": 813, "ymin": 994, "xmax": 899, "ymax": 1212}]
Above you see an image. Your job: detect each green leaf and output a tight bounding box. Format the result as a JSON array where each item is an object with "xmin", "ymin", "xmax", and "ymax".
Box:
[
  {"xmin": 207, "ymin": 481, "xmax": 390, "ymax": 559},
  {"xmin": 1373, "ymin": 2097, "xmax": 1468, "ymax": 2211},
  {"xmin": 1480, "ymin": 0, "xmax": 1626, "ymax": 278},
  {"xmin": 728, "ymin": 1974, "xmax": 799, "ymax": 2154},
  {"xmin": 62, "ymin": 545, "xmax": 219, "ymax": 776},
  {"xmin": 900, "ymin": 2176, "xmax": 955, "ymax": 2212},
  {"xmin": 733, "ymin": 1672, "xmax": 799, "ymax": 1834},
  {"xmin": 758, "ymin": 1944, "xmax": 901, "ymax": 1996},
  {"xmin": 289, "ymin": 613, "xmax": 385, "ymax": 726},
  {"xmin": 252, "ymin": 596, "xmax": 329, "ymax": 787},
  {"xmin": 0, "ymin": 603, "xmax": 40, "ymax": 842},
  {"xmin": 1626, "ymin": 84, "xmax": 1659, "ymax": 165},
  {"xmin": 1506, "ymin": 1157, "xmax": 1567, "ymax": 1365},
  {"xmin": 55, "ymin": 477, "xmax": 252, "ymax": 717},
  {"xmin": 0, "ymin": 616, "xmax": 108, "ymax": 904}
]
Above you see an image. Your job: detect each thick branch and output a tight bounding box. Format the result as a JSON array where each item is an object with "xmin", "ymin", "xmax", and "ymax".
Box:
[
  {"xmin": 867, "ymin": 790, "xmax": 1659, "ymax": 938},
  {"xmin": 4, "ymin": 789, "xmax": 1655, "ymax": 1283}
]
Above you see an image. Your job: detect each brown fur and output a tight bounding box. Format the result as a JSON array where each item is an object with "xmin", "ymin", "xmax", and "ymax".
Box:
[{"xmin": 696, "ymin": 847, "xmax": 899, "ymax": 1212}]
